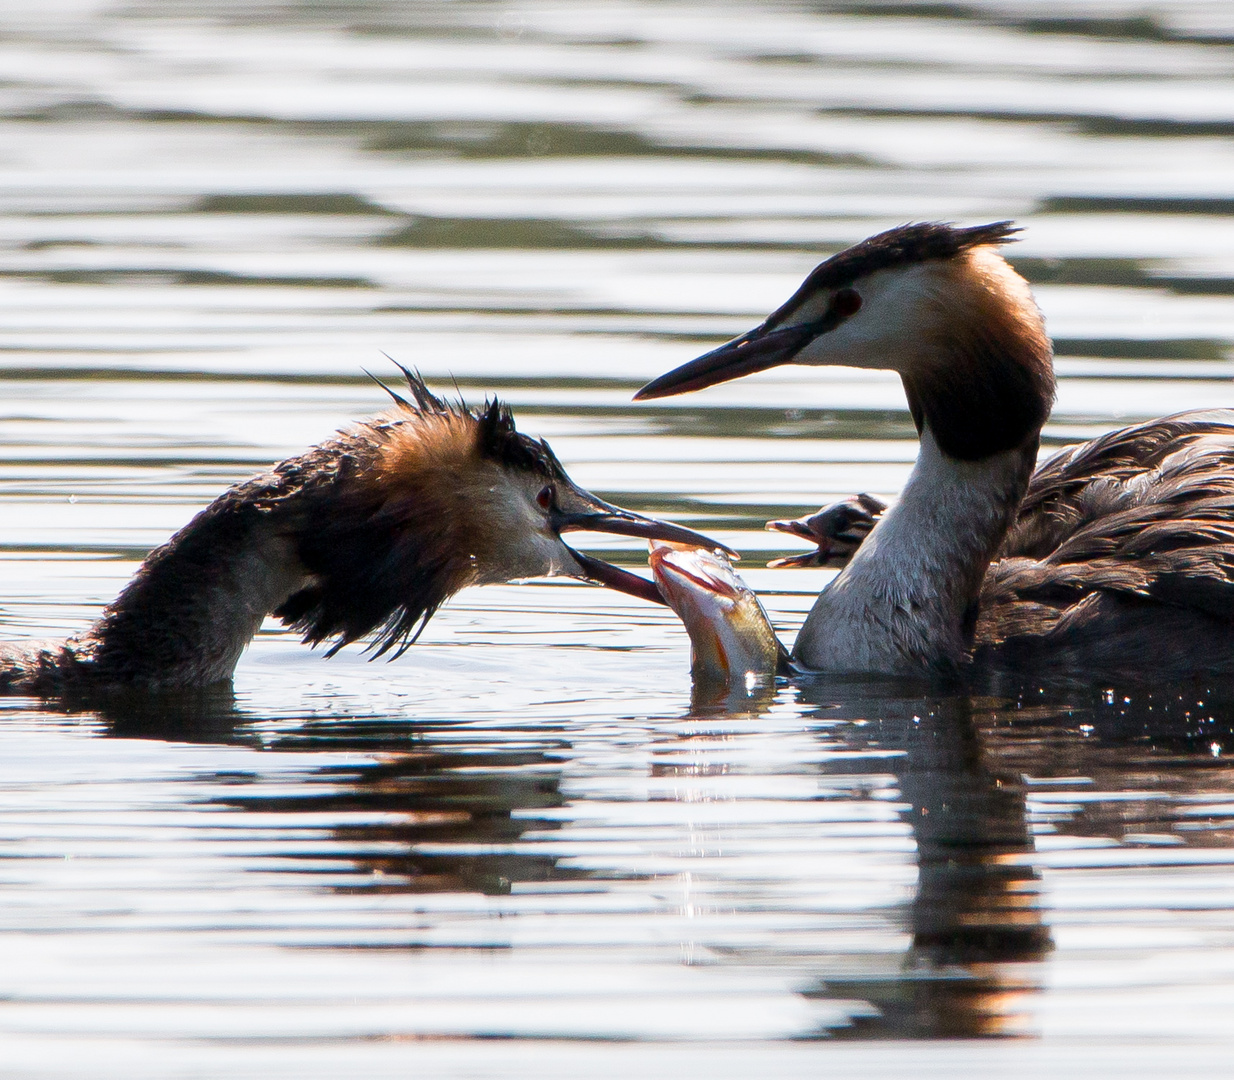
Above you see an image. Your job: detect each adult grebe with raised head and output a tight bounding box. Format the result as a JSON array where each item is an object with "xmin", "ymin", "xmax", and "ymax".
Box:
[
  {"xmin": 636, "ymin": 222, "xmax": 1234, "ymax": 679},
  {"xmin": 0, "ymin": 370, "xmax": 723, "ymax": 695}
]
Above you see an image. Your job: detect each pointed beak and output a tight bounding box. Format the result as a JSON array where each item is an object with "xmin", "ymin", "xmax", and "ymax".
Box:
[
  {"xmin": 633, "ymin": 302, "xmax": 848, "ymax": 401},
  {"xmin": 550, "ymin": 491, "xmax": 734, "ymax": 606}
]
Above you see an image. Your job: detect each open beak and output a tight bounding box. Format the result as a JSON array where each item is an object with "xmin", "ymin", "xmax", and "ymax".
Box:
[
  {"xmin": 550, "ymin": 491, "xmax": 734, "ymax": 606},
  {"xmin": 633, "ymin": 303, "xmax": 847, "ymax": 401}
]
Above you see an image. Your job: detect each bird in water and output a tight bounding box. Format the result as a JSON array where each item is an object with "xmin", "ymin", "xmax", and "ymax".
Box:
[
  {"xmin": 636, "ymin": 221, "xmax": 1234, "ymax": 680},
  {"xmin": 0, "ymin": 369, "xmax": 722, "ymax": 695}
]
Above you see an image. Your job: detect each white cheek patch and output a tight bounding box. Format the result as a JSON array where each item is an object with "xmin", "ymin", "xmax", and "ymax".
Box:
[
  {"xmin": 795, "ymin": 264, "xmax": 945, "ymax": 371},
  {"xmin": 776, "ymin": 292, "xmax": 833, "ymax": 330}
]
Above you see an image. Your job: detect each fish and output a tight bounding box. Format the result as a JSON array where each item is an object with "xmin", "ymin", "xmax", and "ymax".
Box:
[{"xmin": 650, "ymin": 541, "xmax": 790, "ymax": 688}]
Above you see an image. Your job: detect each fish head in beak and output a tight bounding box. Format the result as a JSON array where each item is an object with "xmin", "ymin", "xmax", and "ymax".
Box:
[{"xmin": 544, "ymin": 477, "xmax": 734, "ymax": 605}]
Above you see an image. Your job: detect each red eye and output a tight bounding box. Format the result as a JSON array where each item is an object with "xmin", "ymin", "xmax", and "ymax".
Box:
[
  {"xmin": 536, "ymin": 485, "xmax": 554, "ymax": 511},
  {"xmin": 832, "ymin": 288, "xmax": 862, "ymax": 318}
]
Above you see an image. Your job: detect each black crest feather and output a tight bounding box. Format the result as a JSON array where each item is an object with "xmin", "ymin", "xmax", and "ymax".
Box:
[
  {"xmin": 398, "ymin": 361, "xmax": 449, "ymax": 413},
  {"xmin": 364, "ymin": 368, "xmax": 414, "ymax": 411},
  {"xmin": 799, "ymin": 221, "xmax": 1020, "ymax": 293},
  {"xmin": 476, "ymin": 397, "xmax": 565, "ymax": 479}
]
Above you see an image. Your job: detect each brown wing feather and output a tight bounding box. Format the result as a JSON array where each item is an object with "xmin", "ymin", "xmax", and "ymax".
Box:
[{"xmin": 975, "ymin": 410, "xmax": 1234, "ymax": 675}]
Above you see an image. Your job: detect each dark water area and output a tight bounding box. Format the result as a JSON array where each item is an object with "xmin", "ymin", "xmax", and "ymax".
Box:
[{"xmin": 1, "ymin": 1, "xmax": 1234, "ymax": 1076}]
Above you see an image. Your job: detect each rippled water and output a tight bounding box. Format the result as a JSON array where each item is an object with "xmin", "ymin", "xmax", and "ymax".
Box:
[{"xmin": 2, "ymin": 1, "xmax": 1234, "ymax": 1076}]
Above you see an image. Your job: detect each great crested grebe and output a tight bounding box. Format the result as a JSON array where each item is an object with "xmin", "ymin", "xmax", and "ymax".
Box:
[
  {"xmin": 0, "ymin": 370, "xmax": 722, "ymax": 695},
  {"xmin": 636, "ymin": 221, "xmax": 1234, "ymax": 679}
]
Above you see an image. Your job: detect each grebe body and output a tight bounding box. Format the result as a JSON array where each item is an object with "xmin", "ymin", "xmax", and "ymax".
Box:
[
  {"xmin": 637, "ymin": 222, "xmax": 1234, "ymax": 680},
  {"xmin": 1, "ymin": 371, "xmax": 721, "ymax": 695}
]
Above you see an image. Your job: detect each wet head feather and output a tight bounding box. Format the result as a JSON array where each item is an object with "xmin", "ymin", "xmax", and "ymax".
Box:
[
  {"xmin": 273, "ymin": 370, "xmax": 565, "ymax": 658},
  {"xmin": 476, "ymin": 397, "xmax": 566, "ymax": 479}
]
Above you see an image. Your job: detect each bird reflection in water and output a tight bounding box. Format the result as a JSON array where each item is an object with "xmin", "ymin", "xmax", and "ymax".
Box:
[
  {"xmin": 798, "ymin": 687, "xmax": 1050, "ymax": 1038},
  {"xmin": 70, "ymin": 677, "xmax": 1234, "ymax": 1041},
  {"xmin": 647, "ymin": 525, "xmax": 1046, "ymax": 1034},
  {"xmin": 195, "ymin": 688, "xmax": 1051, "ymax": 1037}
]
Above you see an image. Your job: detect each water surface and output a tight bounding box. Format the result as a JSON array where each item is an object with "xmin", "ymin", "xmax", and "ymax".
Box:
[{"xmin": 2, "ymin": 1, "xmax": 1234, "ymax": 1076}]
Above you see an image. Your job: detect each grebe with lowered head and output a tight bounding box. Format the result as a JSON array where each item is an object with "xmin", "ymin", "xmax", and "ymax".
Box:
[
  {"xmin": 0, "ymin": 370, "xmax": 724, "ymax": 695},
  {"xmin": 636, "ymin": 221, "xmax": 1234, "ymax": 680}
]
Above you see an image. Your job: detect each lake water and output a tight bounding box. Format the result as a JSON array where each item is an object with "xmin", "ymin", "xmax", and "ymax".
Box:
[{"xmin": 2, "ymin": 1, "xmax": 1234, "ymax": 1076}]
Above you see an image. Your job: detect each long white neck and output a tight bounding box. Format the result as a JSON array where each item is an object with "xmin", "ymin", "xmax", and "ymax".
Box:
[{"xmin": 792, "ymin": 427, "xmax": 1037, "ymax": 674}]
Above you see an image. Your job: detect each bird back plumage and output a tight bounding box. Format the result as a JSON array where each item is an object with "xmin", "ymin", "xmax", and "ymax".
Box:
[{"xmin": 976, "ymin": 411, "xmax": 1234, "ymax": 675}]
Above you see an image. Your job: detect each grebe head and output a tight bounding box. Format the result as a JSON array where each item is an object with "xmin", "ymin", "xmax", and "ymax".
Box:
[
  {"xmin": 635, "ymin": 221, "xmax": 1055, "ymax": 460},
  {"xmin": 275, "ymin": 368, "xmax": 726, "ymax": 656}
]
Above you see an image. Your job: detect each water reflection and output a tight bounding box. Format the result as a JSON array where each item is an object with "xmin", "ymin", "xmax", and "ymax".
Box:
[
  {"xmin": 83, "ymin": 674, "xmax": 1219, "ymax": 1041},
  {"xmin": 149, "ymin": 676, "xmax": 1234, "ymax": 1036},
  {"xmin": 687, "ymin": 668, "xmax": 779, "ymax": 716},
  {"xmin": 53, "ymin": 684, "xmax": 245, "ymax": 743},
  {"xmin": 796, "ymin": 686, "xmax": 1048, "ymax": 1038},
  {"xmin": 8, "ymin": 619, "xmax": 1234, "ymax": 1046},
  {"xmin": 232, "ymin": 727, "xmax": 572, "ymax": 898}
]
